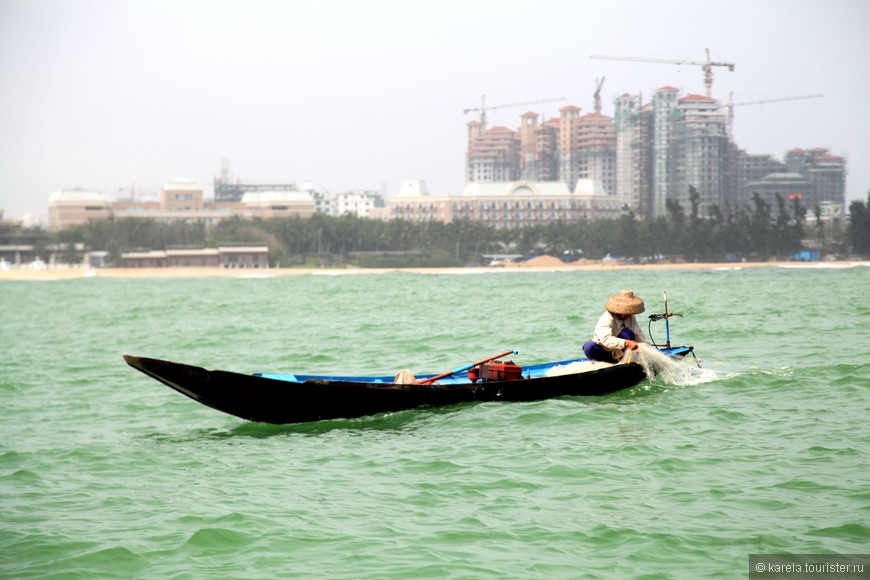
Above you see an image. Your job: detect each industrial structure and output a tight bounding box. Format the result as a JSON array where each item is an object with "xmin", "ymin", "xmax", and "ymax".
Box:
[
  {"xmin": 590, "ymin": 48, "xmax": 735, "ymax": 98},
  {"xmin": 213, "ymin": 159, "xmax": 300, "ymax": 202}
]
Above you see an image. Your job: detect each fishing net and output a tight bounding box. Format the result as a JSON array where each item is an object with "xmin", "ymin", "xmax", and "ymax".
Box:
[{"xmin": 636, "ymin": 343, "xmax": 709, "ymax": 386}]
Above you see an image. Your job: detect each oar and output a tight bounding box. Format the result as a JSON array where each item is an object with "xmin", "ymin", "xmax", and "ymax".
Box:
[{"xmin": 413, "ymin": 349, "xmax": 517, "ymax": 385}]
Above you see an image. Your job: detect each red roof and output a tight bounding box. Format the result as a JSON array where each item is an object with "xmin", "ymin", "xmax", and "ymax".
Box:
[
  {"xmin": 581, "ymin": 112, "xmax": 612, "ymax": 119},
  {"xmin": 521, "ymin": 111, "xmax": 539, "ymax": 117},
  {"xmin": 559, "ymin": 105, "xmax": 581, "ymax": 112},
  {"xmin": 679, "ymin": 94, "xmax": 717, "ymax": 103},
  {"xmin": 656, "ymin": 86, "xmax": 680, "ymax": 92}
]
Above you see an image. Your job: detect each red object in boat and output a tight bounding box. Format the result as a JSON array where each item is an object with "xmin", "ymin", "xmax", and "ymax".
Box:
[{"xmin": 478, "ymin": 361, "xmax": 523, "ymax": 381}]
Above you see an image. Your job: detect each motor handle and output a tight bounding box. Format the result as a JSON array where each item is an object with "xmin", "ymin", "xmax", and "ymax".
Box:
[{"xmin": 649, "ymin": 312, "xmax": 683, "ymax": 321}]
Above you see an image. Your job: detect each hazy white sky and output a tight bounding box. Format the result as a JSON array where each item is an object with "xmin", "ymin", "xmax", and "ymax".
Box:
[{"xmin": 1, "ymin": 0, "xmax": 868, "ymax": 222}]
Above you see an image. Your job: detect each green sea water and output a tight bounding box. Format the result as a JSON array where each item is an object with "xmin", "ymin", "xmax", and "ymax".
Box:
[{"xmin": 1, "ymin": 266, "xmax": 869, "ymax": 579}]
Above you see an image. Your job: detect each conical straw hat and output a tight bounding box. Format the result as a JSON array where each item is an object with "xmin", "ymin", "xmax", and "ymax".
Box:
[{"xmin": 605, "ymin": 289, "xmax": 645, "ymax": 315}]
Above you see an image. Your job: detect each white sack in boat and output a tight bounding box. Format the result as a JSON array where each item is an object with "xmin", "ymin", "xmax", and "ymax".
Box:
[{"xmin": 544, "ymin": 360, "xmax": 614, "ymax": 377}]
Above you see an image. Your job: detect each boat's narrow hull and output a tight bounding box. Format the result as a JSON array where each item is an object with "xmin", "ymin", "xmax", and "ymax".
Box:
[{"xmin": 124, "ymin": 348, "xmax": 691, "ymax": 424}]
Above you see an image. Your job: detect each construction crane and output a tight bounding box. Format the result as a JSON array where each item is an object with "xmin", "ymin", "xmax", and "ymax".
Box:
[
  {"xmin": 593, "ymin": 77, "xmax": 606, "ymax": 114},
  {"xmin": 463, "ymin": 96, "xmax": 566, "ymax": 130},
  {"xmin": 720, "ymin": 93, "xmax": 824, "ymax": 138},
  {"xmin": 590, "ymin": 48, "xmax": 734, "ymax": 98}
]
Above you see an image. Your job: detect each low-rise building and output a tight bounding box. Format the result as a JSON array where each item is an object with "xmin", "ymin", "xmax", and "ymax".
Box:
[
  {"xmin": 217, "ymin": 245, "xmax": 270, "ymax": 268},
  {"xmin": 240, "ymin": 191, "xmax": 316, "ymax": 219},
  {"xmin": 117, "ymin": 250, "xmax": 169, "ymax": 268},
  {"xmin": 333, "ymin": 190, "xmax": 384, "ymax": 217},
  {"xmin": 385, "ymin": 178, "xmax": 625, "ymax": 227},
  {"xmin": 744, "ymin": 172, "xmax": 815, "ymax": 208},
  {"xmin": 166, "ymin": 248, "xmax": 221, "ymax": 267},
  {"xmin": 118, "ymin": 245, "xmax": 269, "ymax": 268},
  {"xmin": 47, "ymin": 189, "xmax": 113, "ymax": 230},
  {"xmin": 47, "ymin": 179, "xmax": 316, "ymax": 230},
  {"xmin": 0, "ymin": 227, "xmax": 51, "ymax": 265}
]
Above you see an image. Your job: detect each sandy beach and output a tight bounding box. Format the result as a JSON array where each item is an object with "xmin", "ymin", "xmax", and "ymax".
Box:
[{"xmin": 1, "ymin": 259, "xmax": 866, "ymax": 281}]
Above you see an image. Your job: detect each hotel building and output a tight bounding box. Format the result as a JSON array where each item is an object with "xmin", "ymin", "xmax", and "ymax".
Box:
[{"xmin": 383, "ymin": 179, "xmax": 624, "ymax": 227}]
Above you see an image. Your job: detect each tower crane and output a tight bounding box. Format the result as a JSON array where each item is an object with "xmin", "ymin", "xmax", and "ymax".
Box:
[
  {"xmin": 593, "ymin": 77, "xmax": 606, "ymax": 114},
  {"xmin": 589, "ymin": 48, "xmax": 734, "ymax": 98},
  {"xmin": 463, "ymin": 96, "xmax": 566, "ymax": 130},
  {"xmin": 719, "ymin": 92, "xmax": 824, "ymax": 138}
]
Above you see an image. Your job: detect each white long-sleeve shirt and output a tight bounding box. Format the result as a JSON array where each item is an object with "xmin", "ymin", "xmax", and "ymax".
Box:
[{"xmin": 591, "ymin": 311, "xmax": 648, "ymax": 360}]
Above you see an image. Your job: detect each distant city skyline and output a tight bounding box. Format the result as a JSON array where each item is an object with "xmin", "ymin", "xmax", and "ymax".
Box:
[{"xmin": 1, "ymin": 0, "xmax": 868, "ymax": 223}]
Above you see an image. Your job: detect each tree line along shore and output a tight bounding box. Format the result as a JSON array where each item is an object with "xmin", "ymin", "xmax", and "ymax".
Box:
[{"xmin": 4, "ymin": 190, "xmax": 870, "ymax": 270}]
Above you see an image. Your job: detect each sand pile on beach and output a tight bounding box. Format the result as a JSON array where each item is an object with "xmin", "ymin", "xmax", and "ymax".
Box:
[{"xmin": 522, "ymin": 255, "xmax": 567, "ymax": 268}]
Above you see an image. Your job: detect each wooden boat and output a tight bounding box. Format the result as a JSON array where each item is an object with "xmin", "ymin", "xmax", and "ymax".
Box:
[{"xmin": 123, "ymin": 345, "xmax": 694, "ymax": 425}]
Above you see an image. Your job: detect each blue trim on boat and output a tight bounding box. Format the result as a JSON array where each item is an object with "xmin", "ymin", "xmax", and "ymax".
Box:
[{"xmin": 253, "ymin": 346, "xmax": 692, "ymax": 385}]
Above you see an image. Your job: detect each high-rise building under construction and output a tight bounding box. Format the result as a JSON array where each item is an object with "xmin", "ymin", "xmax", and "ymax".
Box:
[
  {"xmin": 466, "ymin": 89, "xmax": 845, "ymax": 220},
  {"xmin": 467, "ymin": 105, "xmax": 617, "ymax": 202},
  {"xmin": 613, "ymin": 93, "xmax": 647, "ymax": 215},
  {"xmin": 671, "ymin": 93, "xmax": 729, "ymax": 216}
]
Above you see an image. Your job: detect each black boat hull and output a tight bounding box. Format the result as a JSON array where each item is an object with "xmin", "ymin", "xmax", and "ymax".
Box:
[{"xmin": 123, "ymin": 350, "xmax": 692, "ymax": 425}]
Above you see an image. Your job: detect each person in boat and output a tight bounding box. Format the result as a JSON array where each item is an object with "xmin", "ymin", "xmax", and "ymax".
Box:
[{"xmin": 583, "ymin": 289, "xmax": 648, "ymax": 363}]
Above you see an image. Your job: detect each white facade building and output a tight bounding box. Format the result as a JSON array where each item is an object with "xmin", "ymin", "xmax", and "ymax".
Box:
[{"xmin": 334, "ymin": 190, "xmax": 382, "ymax": 218}]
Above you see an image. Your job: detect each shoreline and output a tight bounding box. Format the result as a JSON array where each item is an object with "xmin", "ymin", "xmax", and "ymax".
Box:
[{"xmin": 1, "ymin": 260, "xmax": 867, "ymax": 281}]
